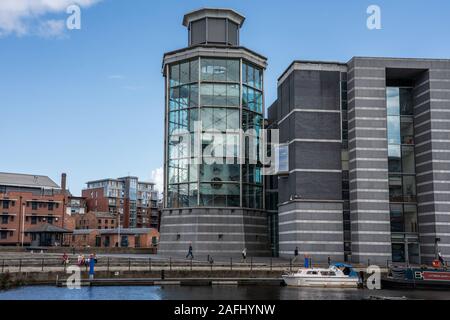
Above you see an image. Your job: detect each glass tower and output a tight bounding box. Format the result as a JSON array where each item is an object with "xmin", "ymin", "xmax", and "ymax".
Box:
[
  {"xmin": 164, "ymin": 11, "xmax": 265, "ymax": 210},
  {"xmin": 159, "ymin": 8, "xmax": 269, "ymax": 257}
]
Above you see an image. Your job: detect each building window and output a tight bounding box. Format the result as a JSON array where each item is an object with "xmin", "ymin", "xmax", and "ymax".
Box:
[
  {"xmin": 2, "ymin": 201, "xmax": 9, "ymax": 209},
  {"xmin": 387, "ymin": 87, "xmax": 418, "ymax": 236},
  {"xmin": 31, "ymin": 216, "xmax": 37, "ymax": 225},
  {"xmin": 1, "ymin": 216, "xmax": 8, "ymax": 224},
  {"xmin": 48, "ymin": 202, "xmax": 54, "ymax": 211},
  {"xmin": 31, "ymin": 202, "xmax": 38, "ymax": 210},
  {"xmin": 0, "ymin": 232, "xmax": 7, "ymax": 239}
]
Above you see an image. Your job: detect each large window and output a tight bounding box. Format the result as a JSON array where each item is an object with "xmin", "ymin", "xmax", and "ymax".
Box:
[
  {"xmin": 167, "ymin": 58, "xmax": 263, "ymax": 209},
  {"xmin": 387, "ymin": 87, "xmax": 418, "ymax": 234}
]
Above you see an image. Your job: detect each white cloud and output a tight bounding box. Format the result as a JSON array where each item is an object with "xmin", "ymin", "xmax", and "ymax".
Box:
[
  {"xmin": 0, "ymin": 0, "xmax": 102, "ymax": 37},
  {"xmin": 150, "ymin": 166, "xmax": 164, "ymax": 195},
  {"xmin": 36, "ymin": 19, "xmax": 66, "ymax": 38}
]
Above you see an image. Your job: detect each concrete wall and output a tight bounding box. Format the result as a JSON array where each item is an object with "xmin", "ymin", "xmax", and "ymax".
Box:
[
  {"xmin": 347, "ymin": 58, "xmax": 392, "ymax": 264},
  {"xmin": 158, "ymin": 208, "xmax": 270, "ymax": 258},
  {"xmin": 275, "ymin": 65, "xmax": 345, "ymax": 262}
]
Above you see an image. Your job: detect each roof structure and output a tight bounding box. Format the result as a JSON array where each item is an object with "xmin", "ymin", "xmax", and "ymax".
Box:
[
  {"xmin": 0, "ymin": 172, "xmax": 60, "ymax": 189},
  {"xmin": 26, "ymin": 223, "xmax": 72, "ymax": 233}
]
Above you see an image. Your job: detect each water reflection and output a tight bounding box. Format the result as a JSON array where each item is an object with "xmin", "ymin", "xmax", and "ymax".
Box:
[{"xmin": 0, "ymin": 285, "xmax": 449, "ymax": 300}]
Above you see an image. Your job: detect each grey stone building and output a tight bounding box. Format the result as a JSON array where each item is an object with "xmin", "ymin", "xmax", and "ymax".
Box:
[
  {"xmin": 159, "ymin": 8, "xmax": 450, "ymax": 265},
  {"xmin": 268, "ymin": 58, "xmax": 450, "ymax": 265},
  {"xmin": 158, "ymin": 8, "xmax": 270, "ymax": 257}
]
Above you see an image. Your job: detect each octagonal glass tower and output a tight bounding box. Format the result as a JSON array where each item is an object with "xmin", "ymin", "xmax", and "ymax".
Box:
[{"xmin": 159, "ymin": 8, "xmax": 269, "ymax": 257}]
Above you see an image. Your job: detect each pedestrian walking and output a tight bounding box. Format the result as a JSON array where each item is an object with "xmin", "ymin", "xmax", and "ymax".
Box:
[
  {"xmin": 438, "ymin": 250, "xmax": 446, "ymax": 267},
  {"xmin": 89, "ymin": 253, "xmax": 97, "ymax": 279},
  {"xmin": 77, "ymin": 254, "xmax": 83, "ymax": 266},
  {"xmin": 61, "ymin": 253, "xmax": 69, "ymax": 266},
  {"xmin": 292, "ymin": 247, "xmax": 299, "ymax": 262},
  {"xmin": 241, "ymin": 247, "xmax": 247, "ymax": 263},
  {"xmin": 186, "ymin": 244, "xmax": 194, "ymax": 259},
  {"xmin": 304, "ymin": 254, "xmax": 309, "ymax": 268}
]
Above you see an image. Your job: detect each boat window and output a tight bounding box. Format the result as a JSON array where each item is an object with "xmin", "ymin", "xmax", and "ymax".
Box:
[{"xmin": 307, "ymin": 271, "xmax": 318, "ymax": 275}]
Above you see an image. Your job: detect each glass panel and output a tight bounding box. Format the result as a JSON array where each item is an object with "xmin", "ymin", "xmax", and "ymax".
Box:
[
  {"xmin": 227, "ymin": 60, "xmax": 239, "ymax": 82},
  {"xmin": 400, "ymin": 117, "xmax": 414, "ymax": 145},
  {"xmin": 390, "ymin": 204, "xmax": 404, "ymax": 232},
  {"xmin": 200, "ymin": 163, "xmax": 240, "ymax": 182},
  {"xmin": 227, "ymin": 84, "xmax": 240, "ymax": 106},
  {"xmin": 400, "ymin": 88, "xmax": 413, "ymax": 115},
  {"xmin": 401, "ymin": 146, "xmax": 415, "ymax": 174},
  {"xmin": 387, "ymin": 116, "xmax": 400, "ymax": 145},
  {"xmin": 178, "ymin": 184, "xmax": 189, "ymax": 207},
  {"xmin": 201, "ymin": 107, "xmax": 238, "ymax": 132},
  {"xmin": 277, "ymin": 144, "xmax": 289, "ymax": 173},
  {"xmin": 200, "ymin": 84, "xmax": 213, "ymax": 105},
  {"xmin": 403, "ymin": 176, "xmax": 416, "ymax": 202},
  {"xmin": 389, "ymin": 175, "xmax": 403, "ymax": 202},
  {"xmin": 170, "ymin": 64, "xmax": 180, "ymax": 87},
  {"xmin": 169, "ymin": 87, "xmax": 179, "ymax": 111},
  {"xmin": 199, "ymin": 183, "xmax": 240, "ymax": 207},
  {"xmin": 392, "ymin": 243, "xmax": 405, "ymax": 262},
  {"xmin": 190, "ymin": 59, "xmax": 199, "ymax": 82},
  {"xmin": 387, "ymin": 87, "xmax": 400, "ymax": 116},
  {"xmin": 388, "ymin": 145, "xmax": 401, "ymax": 172},
  {"xmin": 189, "ymin": 183, "xmax": 198, "ymax": 206},
  {"xmin": 201, "ymin": 58, "xmax": 239, "ymax": 82},
  {"xmin": 180, "ymin": 62, "xmax": 189, "ymax": 85},
  {"xmin": 404, "ymin": 205, "xmax": 418, "ymax": 233}
]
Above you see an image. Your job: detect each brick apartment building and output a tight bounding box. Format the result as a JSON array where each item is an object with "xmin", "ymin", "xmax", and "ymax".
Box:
[
  {"xmin": 82, "ymin": 176, "xmax": 159, "ymax": 229},
  {"xmin": 74, "ymin": 211, "xmax": 117, "ymax": 230},
  {"xmin": 0, "ymin": 172, "xmax": 71, "ymax": 246}
]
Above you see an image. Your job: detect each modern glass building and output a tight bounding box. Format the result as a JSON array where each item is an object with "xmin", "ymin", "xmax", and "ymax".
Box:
[
  {"xmin": 159, "ymin": 8, "xmax": 270, "ymax": 257},
  {"xmin": 159, "ymin": 8, "xmax": 450, "ymax": 264}
]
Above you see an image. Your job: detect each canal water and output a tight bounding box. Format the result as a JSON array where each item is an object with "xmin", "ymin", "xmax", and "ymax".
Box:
[{"xmin": 0, "ymin": 285, "xmax": 449, "ymax": 300}]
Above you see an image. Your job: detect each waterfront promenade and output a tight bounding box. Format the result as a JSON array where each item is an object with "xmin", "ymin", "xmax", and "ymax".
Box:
[{"xmin": 0, "ymin": 251, "xmax": 389, "ymax": 274}]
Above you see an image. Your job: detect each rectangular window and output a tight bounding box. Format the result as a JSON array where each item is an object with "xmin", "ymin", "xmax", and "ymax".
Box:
[
  {"xmin": 276, "ymin": 144, "xmax": 289, "ymax": 174},
  {"xmin": 1, "ymin": 216, "xmax": 8, "ymax": 224},
  {"xmin": 2, "ymin": 201, "xmax": 8, "ymax": 209},
  {"xmin": 31, "ymin": 202, "xmax": 37, "ymax": 210},
  {"xmin": 31, "ymin": 216, "xmax": 37, "ymax": 225}
]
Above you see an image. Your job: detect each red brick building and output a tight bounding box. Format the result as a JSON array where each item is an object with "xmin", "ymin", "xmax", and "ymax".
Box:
[
  {"xmin": 74, "ymin": 211, "xmax": 117, "ymax": 230},
  {"xmin": 0, "ymin": 172, "xmax": 70, "ymax": 246},
  {"xmin": 82, "ymin": 177, "xmax": 159, "ymax": 229}
]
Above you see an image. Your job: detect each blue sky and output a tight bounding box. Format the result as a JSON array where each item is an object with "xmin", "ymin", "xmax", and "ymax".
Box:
[{"xmin": 1, "ymin": 0, "xmax": 449, "ymax": 194}]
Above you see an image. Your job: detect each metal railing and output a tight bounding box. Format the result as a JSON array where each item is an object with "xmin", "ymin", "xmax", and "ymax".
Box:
[{"xmin": 0, "ymin": 256, "xmax": 383, "ymax": 274}]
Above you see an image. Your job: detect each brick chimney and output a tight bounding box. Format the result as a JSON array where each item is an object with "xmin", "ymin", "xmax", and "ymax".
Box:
[{"xmin": 61, "ymin": 173, "xmax": 67, "ymax": 194}]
